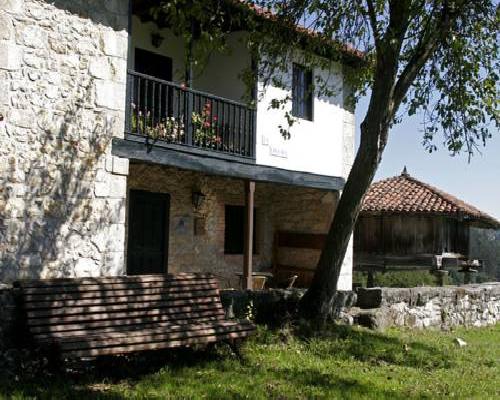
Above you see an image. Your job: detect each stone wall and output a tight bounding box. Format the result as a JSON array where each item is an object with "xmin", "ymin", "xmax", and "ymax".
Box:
[
  {"xmin": 353, "ymin": 283, "xmax": 500, "ymax": 330},
  {"xmin": 127, "ymin": 163, "xmax": 348, "ymax": 288},
  {"xmin": 0, "ymin": 0, "xmax": 130, "ymax": 282}
]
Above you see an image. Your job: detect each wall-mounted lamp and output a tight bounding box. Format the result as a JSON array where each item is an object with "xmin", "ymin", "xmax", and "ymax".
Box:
[
  {"xmin": 192, "ymin": 190, "xmax": 206, "ymax": 211},
  {"xmin": 151, "ymin": 32, "xmax": 164, "ymax": 48}
]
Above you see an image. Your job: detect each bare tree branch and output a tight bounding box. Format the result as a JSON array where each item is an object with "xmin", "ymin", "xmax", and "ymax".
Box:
[{"xmin": 365, "ymin": 0, "xmax": 382, "ymax": 50}]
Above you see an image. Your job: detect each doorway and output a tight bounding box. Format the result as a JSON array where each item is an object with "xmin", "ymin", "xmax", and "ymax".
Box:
[{"xmin": 127, "ymin": 189, "xmax": 170, "ymax": 275}]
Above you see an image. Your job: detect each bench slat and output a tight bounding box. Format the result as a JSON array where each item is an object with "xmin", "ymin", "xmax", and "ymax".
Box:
[
  {"xmin": 47, "ymin": 320, "xmax": 254, "ymax": 345},
  {"xmin": 26, "ymin": 304, "xmax": 224, "ymax": 326},
  {"xmin": 58, "ymin": 325, "xmax": 254, "ymax": 352},
  {"xmin": 66, "ymin": 330, "xmax": 254, "ymax": 357},
  {"xmin": 22, "ymin": 283, "xmax": 219, "ymax": 302},
  {"xmin": 18, "ymin": 279, "xmax": 218, "ymax": 295},
  {"xmin": 15, "ymin": 273, "xmax": 215, "ymax": 288},
  {"xmin": 26, "ymin": 296, "xmax": 222, "ymax": 318},
  {"xmin": 33, "ymin": 314, "xmax": 227, "ymax": 338},
  {"xmin": 27, "ymin": 308, "xmax": 225, "ymax": 332},
  {"xmin": 25, "ymin": 289, "xmax": 220, "ymax": 310}
]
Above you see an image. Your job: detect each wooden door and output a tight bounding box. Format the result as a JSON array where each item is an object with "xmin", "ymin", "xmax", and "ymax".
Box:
[
  {"xmin": 134, "ymin": 48, "xmax": 174, "ymax": 118},
  {"xmin": 127, "ymin": 190, "xmax": 170, "ymax": 275},
  {"xmin": 135, "ymin": 48, "xmax": 173, "ymax": 81}
]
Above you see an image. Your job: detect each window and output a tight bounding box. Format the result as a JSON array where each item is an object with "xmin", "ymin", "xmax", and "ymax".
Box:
[
  {"xmin": 292, "ymin": 64, "xmax": 313, "ymax": 121},
  {"xmin": 224, "ymin": 205, "xmax": 257, "ymax": 254}
]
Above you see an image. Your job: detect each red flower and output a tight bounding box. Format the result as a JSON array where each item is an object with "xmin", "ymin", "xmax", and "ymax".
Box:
[{"xmin": 203, "ymin": 121, "xmax": 211, "ymax": 128}]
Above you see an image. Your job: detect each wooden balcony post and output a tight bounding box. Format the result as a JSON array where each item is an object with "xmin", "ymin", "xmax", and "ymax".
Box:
[{"xmin": 243, "ymin": 180, "xmax": 255, "ymax": 290}]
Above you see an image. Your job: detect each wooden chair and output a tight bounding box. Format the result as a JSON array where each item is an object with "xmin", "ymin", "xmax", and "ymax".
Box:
[{"xmin": 13, "ymin": 273, "xmax": 255, "ymax": 360}]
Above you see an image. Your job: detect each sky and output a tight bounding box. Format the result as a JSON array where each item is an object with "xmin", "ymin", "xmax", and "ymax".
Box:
[{"xmin": 355, "ymin": 95, "xmax": 500, "ymax": 220}]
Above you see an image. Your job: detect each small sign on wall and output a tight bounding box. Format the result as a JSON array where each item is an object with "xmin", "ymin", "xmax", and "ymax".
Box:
[
  {"xmin": 269, "ymin": 145, "xmax": 288, "ymax": 158},
  {"xmin": 194, "ymin": 217, "xmax": 206, "ymax": 236}
]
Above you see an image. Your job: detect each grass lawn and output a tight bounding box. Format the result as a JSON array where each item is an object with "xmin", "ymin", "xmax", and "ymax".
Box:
[{"xmin": 1, "ymin": 324, "xmax": 498, "ymax": 399}]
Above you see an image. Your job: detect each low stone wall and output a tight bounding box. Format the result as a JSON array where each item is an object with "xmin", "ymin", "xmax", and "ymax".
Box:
[
  {"xmin": 353, "ymin": 283, "xmax": 500, "ymax": 330},
  {"xmin": 220, "ymin": 289, "xmax": 357, "ymax": 325}
]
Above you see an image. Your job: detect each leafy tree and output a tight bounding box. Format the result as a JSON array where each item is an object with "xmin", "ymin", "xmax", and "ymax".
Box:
[
  {"xmin": 251, "ymin": 0, "xmax": 499, "ymax": 321},
  {"xmin": 145, "ymin": 0, "xmax": 498, "ymax": 321}
]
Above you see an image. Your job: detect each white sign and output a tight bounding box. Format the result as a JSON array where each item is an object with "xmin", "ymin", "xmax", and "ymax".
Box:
[{"xmin": 269, "ymin": 146, "xmax": 288, "ymax": 158}]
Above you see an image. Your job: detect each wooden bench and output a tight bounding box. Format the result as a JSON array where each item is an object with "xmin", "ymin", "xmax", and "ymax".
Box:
[
  {"xmin": 13, "ymin": 273, "xmax": 255, "ymax": 359},
  {"xmin": 272, "ymin": 231, "xmax": 326, "ymax": 287}
]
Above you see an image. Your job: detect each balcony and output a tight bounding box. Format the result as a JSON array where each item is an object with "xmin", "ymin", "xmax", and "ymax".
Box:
[{"xmin": 125, "ymin": 71, "xmax": 256, "ymax": 161}]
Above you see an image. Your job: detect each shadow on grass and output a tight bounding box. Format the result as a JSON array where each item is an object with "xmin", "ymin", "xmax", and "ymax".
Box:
[
  {"xmin": 289, "ymin": 323, "xmax": 455, "ymax": 370},
  {"xmin": 0, "ymin": 325, "xmax": 454, "ymax": 399}
]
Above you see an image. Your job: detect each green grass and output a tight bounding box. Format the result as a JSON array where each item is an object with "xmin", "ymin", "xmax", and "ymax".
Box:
[{"xmin": 1, "ymin": 324, "xmax": 499, "ymax": 399}]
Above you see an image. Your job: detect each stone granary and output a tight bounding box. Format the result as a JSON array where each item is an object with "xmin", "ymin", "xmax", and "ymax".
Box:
[
  {"xmin": 354, "ymin": 168, "xmax": 500, "ymax": 283},
  {"xmin": 0, "ymin": 0, "xmax": 362, "ymax": 290}
]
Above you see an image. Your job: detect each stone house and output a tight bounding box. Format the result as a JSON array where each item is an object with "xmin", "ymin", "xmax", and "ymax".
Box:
[{"xmin": 0, "ymin": 0, "xmax": 362, "ymax": 289}]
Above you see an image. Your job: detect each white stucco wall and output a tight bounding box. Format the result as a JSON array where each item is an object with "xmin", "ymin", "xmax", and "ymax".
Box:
[
  {"xmin": 255, "ymin": 60, "xmax": 347, "ymax": 177},
  {"xmin": 193, "ymin": 32, "xmax": 250, "ymax": 102}
]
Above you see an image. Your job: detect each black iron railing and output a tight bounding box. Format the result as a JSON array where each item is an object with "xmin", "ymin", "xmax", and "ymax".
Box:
[{"xmin": 125, "ymin": 71, "xmax": 256, "ymax": 159}]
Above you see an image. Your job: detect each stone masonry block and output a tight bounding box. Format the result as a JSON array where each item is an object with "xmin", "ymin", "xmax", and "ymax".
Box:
[
  {"xmin": 101, "ymin": 30, "xmax": 128, "ymax": 59},
  {"xmin": 0, "ymin": 0, "xmax": 24, "ymax": 14},
  {"xmin": 0, "ymin": 79, "xmax": 8, "ymax": 105},
  {"xmin": 95, "ymin": 80, "xmax": 125, "ymax": 111},
  {"xmin": 112, "ymin": 156, "xmax": 128, "ymax": 175},
  {"xmin": 0, "ymin": 13, "xmax": 13, "ymax": 40},
  {"xmin": 74, "ymin": 258, "xmax": 100, "ymax": 277},
  {"xmin": 7, "ymin": 108, "xmax": 34, "ymax": 129},
  {"xmin": 104, "ymin": 251, "xmax": 125, "ymax": 276},
  {"xmin": 89, "ymin": 56, "xmax": 112, "ymax": 80},
  {"xmin": 94, "ymin": 180, "xmax": 109, "ymax": 197},
  {"xmin": 108, "ymin": 174, "xmax": 127, "ymax": 197},
  {"xmin": 0, "ymin": 41, "xmax": 21, "ymax": 70}
]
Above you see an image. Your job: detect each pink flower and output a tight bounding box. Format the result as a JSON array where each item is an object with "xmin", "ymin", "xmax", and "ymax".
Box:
[
  {"xmin": 213, "ymin": 115, "xmax": 218, "ymax": 122},
  {"xmin": 203, "ymin": 121, "xmax": 211, "ymax": 128}
]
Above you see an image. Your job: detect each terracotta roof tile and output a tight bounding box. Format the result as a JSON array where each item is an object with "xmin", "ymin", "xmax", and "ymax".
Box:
[{"xmin": 361, "ymin": 168, "xmax": 500, "ymax": 228}]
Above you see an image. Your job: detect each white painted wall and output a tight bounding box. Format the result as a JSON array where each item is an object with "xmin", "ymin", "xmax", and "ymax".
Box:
[
  {"xmin": 193, "ymin": 32, "xmax": 250, "ymax": 102},
  {"xmin": 255, "ymin": 59, "xmax": 348, "ymax": 177}
]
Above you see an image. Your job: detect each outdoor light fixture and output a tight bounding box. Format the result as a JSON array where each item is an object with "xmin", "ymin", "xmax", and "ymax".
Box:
[
  {"xmin": 192, "ymin": 190, "xmax": 206, "ymax": 210},
  {"xmin": 151, "ymin": 32, "xmax": 164, "ymax": 48}
]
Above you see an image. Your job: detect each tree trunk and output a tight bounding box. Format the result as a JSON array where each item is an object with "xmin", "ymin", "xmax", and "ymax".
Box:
[
  {"xmin": 298, "ymin": 117, "xmax": 384, "ymax": 321},
  {"xmin": 298, "ymin": 67, "xmax": 395, "ymax": 321},
  {"xmin": 297, "ymin": 1, "xmax": 422, "ymax": 322}
]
